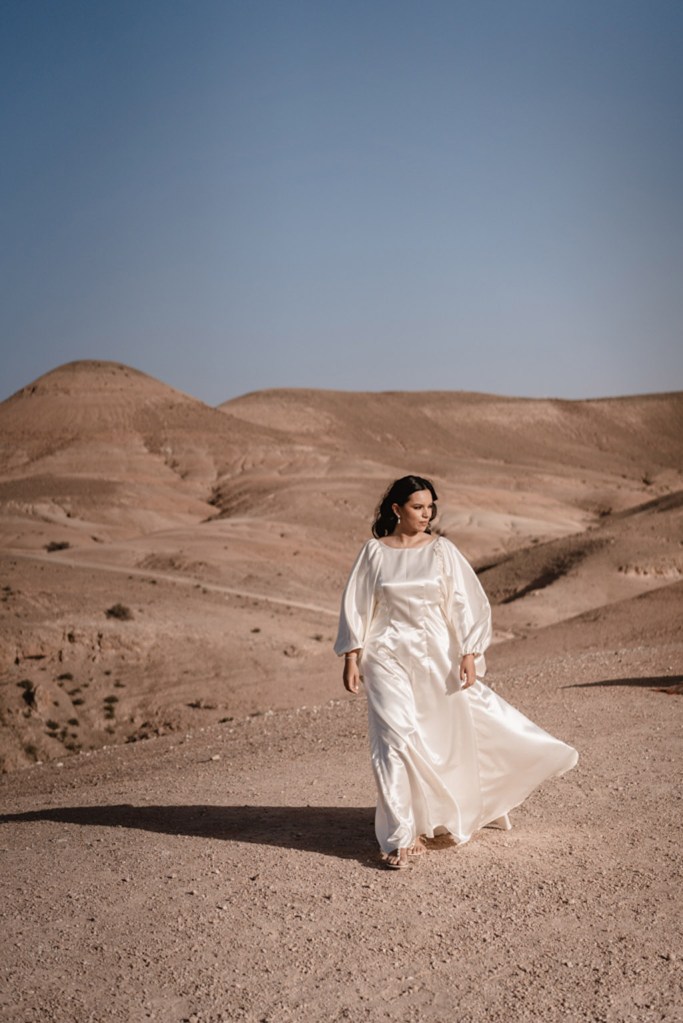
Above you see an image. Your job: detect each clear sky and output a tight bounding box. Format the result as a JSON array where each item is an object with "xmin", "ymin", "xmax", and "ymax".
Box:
[{"xmin": 1, "ymin": 0, "xmax": 682, "ymax": 405}]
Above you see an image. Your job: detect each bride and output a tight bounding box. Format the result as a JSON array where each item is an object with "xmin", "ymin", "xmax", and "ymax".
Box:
[{"xmin": 335, "ymin": 475, "xmax": 578, "ymax": 869}]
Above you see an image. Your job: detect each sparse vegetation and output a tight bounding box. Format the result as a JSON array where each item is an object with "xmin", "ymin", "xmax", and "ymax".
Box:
[
  {"xmin": 17, "ymin": 681, "xmax": 35, "ymax": 708},
  {"xmin": 45, "ymin": 541, "xmax": 70, "ymax": 552},
  {"xmin": 103, "ymin": 695, "xmax": 118, "ymax": 720},
  {"xmin": 105, "ymin": 603, "xmax": 134, "ymax": 621},
  {"xmin": 57, "ymin": 672, "xmax": 74, "ymax": 681}
]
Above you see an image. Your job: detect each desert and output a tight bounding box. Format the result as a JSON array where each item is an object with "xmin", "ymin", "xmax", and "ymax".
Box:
[{"xmin": 0, "ymin": 359, "xmax": 682, "ymax": 1022}]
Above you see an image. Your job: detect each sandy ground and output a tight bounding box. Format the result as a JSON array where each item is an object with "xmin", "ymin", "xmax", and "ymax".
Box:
[{"xmin": 1, "ymin": 627, "xmax": 681, "ymax": 1023}]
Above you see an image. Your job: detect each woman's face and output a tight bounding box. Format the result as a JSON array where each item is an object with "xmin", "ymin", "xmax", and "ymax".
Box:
[{"xmin": 393, "ymin": 489, "xmax": 435, "ymax": 533}]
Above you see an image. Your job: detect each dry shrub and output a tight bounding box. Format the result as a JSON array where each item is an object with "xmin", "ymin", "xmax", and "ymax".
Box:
[{"xmin": 105, "ymin": 603, "xmax": 133, "ymax": 621}]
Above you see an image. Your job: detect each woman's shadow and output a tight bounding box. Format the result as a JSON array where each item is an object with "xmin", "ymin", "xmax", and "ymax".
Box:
[{"xmin": 0, "ymin": 803, "xmax": 380, "ymax": 866}]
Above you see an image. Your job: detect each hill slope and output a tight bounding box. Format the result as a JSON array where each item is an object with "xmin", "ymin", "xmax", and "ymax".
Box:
[
  {"xmin": 217, "ymin": 386, "xmax": 683, "ymax": 558},
  {"xmin": 0, "ymin": 360, "xmax": 299, "ymax": 542},
  {"xmin": 1, "ymin": 361, "xmax": 681, "ymax": 771}
]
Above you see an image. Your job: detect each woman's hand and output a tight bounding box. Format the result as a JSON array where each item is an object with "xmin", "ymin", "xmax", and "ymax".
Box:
[
  {"xmin": 460, "ymin": 653, "xmax": 477, "ymax": 689},
  {"xmin": 343, "ymin": 652, "xmax": 362, "ymax": 694}
]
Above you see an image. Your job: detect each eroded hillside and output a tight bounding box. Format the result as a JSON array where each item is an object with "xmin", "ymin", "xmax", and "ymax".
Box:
[{"xmin": 1, "ymin": 360, "xmax": 681, "ymax": 770}]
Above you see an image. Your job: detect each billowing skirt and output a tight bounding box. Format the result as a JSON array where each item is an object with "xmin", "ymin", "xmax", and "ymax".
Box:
[{"xmin": 362, "ymin": 640, "xmax": 578, "ymax": 853}]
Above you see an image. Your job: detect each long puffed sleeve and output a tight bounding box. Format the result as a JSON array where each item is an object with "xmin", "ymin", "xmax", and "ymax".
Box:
[
  {"xmin": 439, "ymin": 537, "xmax": 493, "ymax": 679},
  {"xmin": 334, "ymin": 540, "xmax": 380, "ymax": 656}
]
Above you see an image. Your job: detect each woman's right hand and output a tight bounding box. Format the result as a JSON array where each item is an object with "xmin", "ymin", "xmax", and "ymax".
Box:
[{"xmin": 343, "ymin": 654, "xmax": 362, "ymax": 694}]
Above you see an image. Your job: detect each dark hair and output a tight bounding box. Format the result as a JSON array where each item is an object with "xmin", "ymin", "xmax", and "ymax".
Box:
[{"xmin": 372, "ymin": 475, "xmax": 438, "ymax": 537}]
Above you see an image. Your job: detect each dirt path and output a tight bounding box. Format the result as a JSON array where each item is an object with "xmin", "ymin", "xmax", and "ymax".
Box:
[
  {"xmin": 1, "ymin": 637, "xmax": 681, "ymax": 1023},
  {"xmin": 7, "ymin": 549, "xmax": 339, "ymax": 619}
]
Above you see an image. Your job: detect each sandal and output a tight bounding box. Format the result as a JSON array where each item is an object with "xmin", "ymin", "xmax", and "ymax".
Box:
[{"xmin": 382, "ymin": 850, "xmax": 411, "ymax": 870}]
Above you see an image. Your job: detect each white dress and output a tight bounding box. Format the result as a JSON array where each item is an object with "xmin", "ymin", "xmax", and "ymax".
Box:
[{"xmin": 334, "ymin": 535, "xmax": 578, "ymax": 854}]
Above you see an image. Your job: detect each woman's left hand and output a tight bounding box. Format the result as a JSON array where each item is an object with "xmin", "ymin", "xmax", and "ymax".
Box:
[{"xmin": 460, "ymin": 654, "xmax": 477, "ymax": 689}]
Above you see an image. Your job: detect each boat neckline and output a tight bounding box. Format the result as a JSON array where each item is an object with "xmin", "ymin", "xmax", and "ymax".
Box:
[{"xmin": 375, "ymin": 536, "xmax": 439, "ymax": 551}]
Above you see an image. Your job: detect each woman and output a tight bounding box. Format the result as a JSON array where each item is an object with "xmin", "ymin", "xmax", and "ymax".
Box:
[{"xmin": 335, "ymin": 475, "xmax": 578, "ymax": 869}]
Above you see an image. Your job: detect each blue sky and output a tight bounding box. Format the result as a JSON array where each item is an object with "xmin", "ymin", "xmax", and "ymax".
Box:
[{"xmin": 2, "ymin": 0, "xmax": 682, "ymax": 405}]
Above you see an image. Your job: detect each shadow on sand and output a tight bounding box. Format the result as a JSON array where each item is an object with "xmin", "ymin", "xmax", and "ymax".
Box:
[
  {"xmin": 0, "ymin": 803, "xmax": 383, "ymax": 865},
  {"xmin": 562, "ymin": 674, "xmax": 683, "ymax": 691}
]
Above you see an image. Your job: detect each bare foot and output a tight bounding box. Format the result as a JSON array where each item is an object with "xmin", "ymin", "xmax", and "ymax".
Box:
[
  {"xmin": 408, "ymin": 836, "xmax": 428, "ymax": 857},
  {"xmin": 381, "ymin": 848, "xmax": 411, "ymax": 870}
]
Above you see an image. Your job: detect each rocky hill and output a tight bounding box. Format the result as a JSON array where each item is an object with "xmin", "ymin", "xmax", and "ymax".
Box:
[{"xmin": 0, "ymin": 360, "xmax": 681, "ymax": 771}]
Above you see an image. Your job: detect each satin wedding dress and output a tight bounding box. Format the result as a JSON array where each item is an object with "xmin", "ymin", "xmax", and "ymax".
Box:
[{"xmin": 334, "ymin": 535, "xmax": 578, "ymax": 854}]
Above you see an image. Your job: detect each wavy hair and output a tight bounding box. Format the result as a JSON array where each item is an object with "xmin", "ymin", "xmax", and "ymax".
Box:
[{"xmin": 371, "ymin": 475, "xmax": 438, "ymax": 538}]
